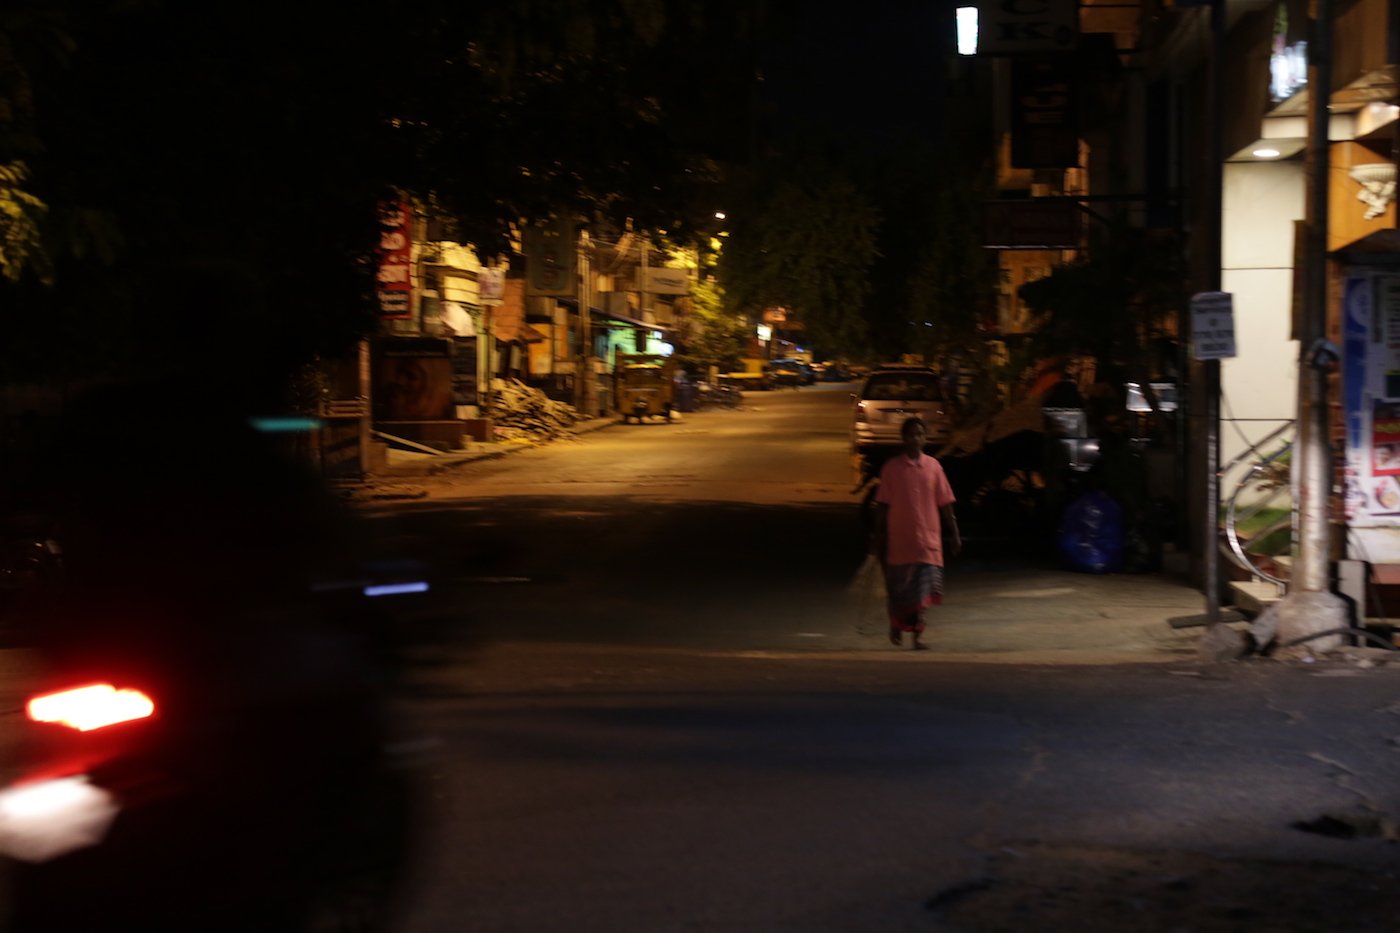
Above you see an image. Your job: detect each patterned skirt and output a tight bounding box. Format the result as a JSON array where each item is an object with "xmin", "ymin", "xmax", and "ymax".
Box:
[{"xmin": 884, "ymin": 562, "xmax": 944, "ymax": 633}]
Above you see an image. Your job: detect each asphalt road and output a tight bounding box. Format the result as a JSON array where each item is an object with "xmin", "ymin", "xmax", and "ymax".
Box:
[{"xmin": 351, "ymin": 387, "xmax": 1400, "ymax": 931}]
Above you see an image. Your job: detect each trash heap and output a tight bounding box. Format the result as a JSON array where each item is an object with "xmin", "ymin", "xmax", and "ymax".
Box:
[{"xmin": 488, "ymin": 379, "xmax": 582, "ymax": 442}]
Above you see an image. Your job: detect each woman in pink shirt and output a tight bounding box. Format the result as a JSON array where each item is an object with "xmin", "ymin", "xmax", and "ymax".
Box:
[{"xmin": 872, "ymin": 417, "xmax": 961, "ymax": 649}]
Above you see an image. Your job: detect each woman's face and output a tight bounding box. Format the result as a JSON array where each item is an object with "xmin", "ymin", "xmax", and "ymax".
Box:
[{"xmin": 901, "ymin": 419, "xmax": 927, "ymax": 457}]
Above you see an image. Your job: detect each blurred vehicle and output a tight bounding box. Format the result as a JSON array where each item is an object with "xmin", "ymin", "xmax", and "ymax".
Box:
[
  {"xmin": 693, "ymin": 381, "xmax": 743, "ymax": 410},
  {"xmin": 814, "ymin": 361, "xmax": 850, "ymax": 382},
  {"xmin": 0, "ymin": 385, "xmax": 415, "ymax": 932},
  {"xmin": 616, "ymin": 354, "xmax": 677, "ymax": 423},
  {"xmin": 851, "ymin": 365, "xmax": 954, "ymax": 484},
  {"xmin": 720, "ymin": 358, "xmax": 772, "ymax": 392},
  {"xmin": 0, "ymin": 516, "xmax": 62, "ymax": 624},
  {"xmin": 765, "ymin": 359, "xmax": 807, "ymax": 388}
]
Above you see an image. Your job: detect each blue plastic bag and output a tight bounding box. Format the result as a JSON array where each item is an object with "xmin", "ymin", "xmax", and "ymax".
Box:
[{"xmin": 1058, "ymin": 490, "xmax": 1125, "ymax": 574}]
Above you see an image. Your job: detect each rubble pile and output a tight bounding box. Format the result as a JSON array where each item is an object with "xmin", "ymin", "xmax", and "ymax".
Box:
[{"xmin": 488, "ymin": 379, "xmax": 582, "ymax": 442}]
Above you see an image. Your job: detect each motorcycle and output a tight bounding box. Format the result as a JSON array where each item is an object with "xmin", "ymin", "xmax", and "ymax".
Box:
[
  {"xmin": 0, "ymin": 561, "xmax": 421, "ymax": 932},
  {"xmin": 0, "ymin": 386, "xmax": 421, "ymax": 932}
]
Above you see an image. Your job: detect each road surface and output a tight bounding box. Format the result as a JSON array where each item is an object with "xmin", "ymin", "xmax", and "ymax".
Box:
[{"xmin": 350, "ymin": 387, "xmax": 1400, "ymax": 931}]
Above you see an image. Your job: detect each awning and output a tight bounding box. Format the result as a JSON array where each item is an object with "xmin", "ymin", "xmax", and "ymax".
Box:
[{"xmin": 556, "ymin": 297, "xmax": 674, "ymax": 333}]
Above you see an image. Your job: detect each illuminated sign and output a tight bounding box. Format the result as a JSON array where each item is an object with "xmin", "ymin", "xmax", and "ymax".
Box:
[
  {"xmin": 1270, "ymin": 5, "xmax": 1307, "ymax": 103},
  {"xmin": 957, "ymin": 7, "xmax": 978, "ymax": 55}
]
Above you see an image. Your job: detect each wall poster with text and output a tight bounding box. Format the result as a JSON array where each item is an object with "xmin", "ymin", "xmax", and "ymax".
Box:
[{"xmin": 1343, "ymin": 275, "xmax": 1400, "ymax": 534}]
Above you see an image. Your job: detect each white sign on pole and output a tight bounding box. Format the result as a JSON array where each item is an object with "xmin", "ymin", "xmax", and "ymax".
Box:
[
  {"xmin": 641, "ymin": 266, "xmax": 690, "ymax": 295},
  {"xmin": 1191, "ymin": 291, "xmax": 1237, "ymax": 360},
  {"xmin": 478, "ymin": 267, "xmax": 505, "ymax": 304}
]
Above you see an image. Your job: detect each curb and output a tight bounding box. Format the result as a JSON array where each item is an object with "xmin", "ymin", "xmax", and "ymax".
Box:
[{"xmin": 353, "ymin": 416, "xmax": 621, "ymax": 498}]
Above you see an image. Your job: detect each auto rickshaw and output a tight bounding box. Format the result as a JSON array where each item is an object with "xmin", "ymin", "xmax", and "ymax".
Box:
[{"xmin": 616, "ymin": 354, "xmax": 677, "ymax": 424}]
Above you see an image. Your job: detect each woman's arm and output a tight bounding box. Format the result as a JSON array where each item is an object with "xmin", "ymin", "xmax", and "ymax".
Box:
[{"xmin": 940, "ymin": 504, "xmax": 961, "ymax": 559}]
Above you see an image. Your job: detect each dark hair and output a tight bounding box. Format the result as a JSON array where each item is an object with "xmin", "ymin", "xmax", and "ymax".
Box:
[{"xmin": 900, "ymin": 416, "xmax": 926, "ymax": 437}]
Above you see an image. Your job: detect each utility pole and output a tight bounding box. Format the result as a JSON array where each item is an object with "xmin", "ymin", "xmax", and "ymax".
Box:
[
  {"xmin": 1202, "ymin": 0, "xmax": 1225, "ymax": 626},
  {"xmin": 579, "ymin": 230, "xmax": 596, "ymax": 417},
  {"xmin": 639, "ymin": 238, "xmax": 649, "ymax": 353},
  {"xmin": 1273, "ymin": 0, "xmax": 1349, "ymax": 653}
]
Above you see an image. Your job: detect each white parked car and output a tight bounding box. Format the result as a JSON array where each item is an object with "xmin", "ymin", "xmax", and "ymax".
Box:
[{"xmin": 851, "ymin": 366, "xmax": 953, "ymax": 457}]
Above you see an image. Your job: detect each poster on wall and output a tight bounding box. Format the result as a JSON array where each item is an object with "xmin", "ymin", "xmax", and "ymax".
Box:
[
  {"xmin": 1343, "ymin": 275, "xmax": 1371, "ymax": 520},
  {"xmin": 1343, "ymin": 275, "xmax": 1400, "ymax": 528},
  {"xmin": 375, "ymin": 339, "xmax": 453, "ymax": 420},
  {"xmin": 1372, "ymin": 400, "xmax": 1400, "ymax": 513}
]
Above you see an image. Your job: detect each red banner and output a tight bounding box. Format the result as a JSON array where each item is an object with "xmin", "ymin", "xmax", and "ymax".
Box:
[{"xmin": 377, "ymin": 202, "xmax": 412, "ymax": 319}]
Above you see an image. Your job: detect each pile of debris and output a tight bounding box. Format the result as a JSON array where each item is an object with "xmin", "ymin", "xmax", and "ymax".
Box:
[{"xmin": 488, "ymin": 378, "xmax": 582, "ymax": 442}]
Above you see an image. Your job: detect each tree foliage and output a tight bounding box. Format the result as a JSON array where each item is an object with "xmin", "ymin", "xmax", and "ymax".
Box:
[
  {"xmin": 0, "ymin": 1, "xmax": 768, "ymax": 401},
  {"xmin": 862, "ymin": 138, "xmax": 998, "ymax": 363},
  {"xmin": 718, "ymin": 158, "xmax": 879, "ymax": 353},
  {"xmin": 676, "ymin": 275, "xmax": 748, "ymax": 373}
]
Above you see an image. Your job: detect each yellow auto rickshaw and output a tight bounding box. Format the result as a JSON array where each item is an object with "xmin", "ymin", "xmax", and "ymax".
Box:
[{"xmin": 616, "ymin": 354, "xmax": 677, "ymax": 424}]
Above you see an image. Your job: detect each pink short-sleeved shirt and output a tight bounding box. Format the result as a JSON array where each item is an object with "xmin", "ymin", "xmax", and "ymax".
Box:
[{"xmin": 876, "ymin": 452, "xmax": 956, "ymax": 566}]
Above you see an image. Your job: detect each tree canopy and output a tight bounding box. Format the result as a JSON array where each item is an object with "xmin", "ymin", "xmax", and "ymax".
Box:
[
  {"xmin": 0, "ymin": 0, "xmax": 769, "ymax": 401},
  {"xmin": 718, "ymin": 158, "xmax": 880, "ymax": 354}
]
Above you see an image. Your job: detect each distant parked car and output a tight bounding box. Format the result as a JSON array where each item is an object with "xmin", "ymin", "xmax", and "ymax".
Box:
[
  {"xmin": 814, "ymin": 361, "xmax": 850, "ymax": 382},
  {"xmin": 766, "ymin": 359, "xmax": 807, "ymax": 388}
]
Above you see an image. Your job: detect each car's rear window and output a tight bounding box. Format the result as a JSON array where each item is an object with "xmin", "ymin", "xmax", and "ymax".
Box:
[{"xmin": 863, "ymin": 372, "xmax": 944, "ymax": 401}]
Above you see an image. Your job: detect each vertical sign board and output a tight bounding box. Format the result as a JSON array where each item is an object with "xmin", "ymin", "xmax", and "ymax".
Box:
[
  {"xmin": 523, "ymin": 216, "xmax": 577, "ymax": 297},
  {"xmin": 977, "ymin": 0, "xmax": 1077, "ymax": 53},
  {"xmin": 1010, "ymin": 56, "xmax": 1079, "ymax": 168},
  {"xmin": 1345, "ymin": 275, "xmax": 1400, "ymax": 544},
  {"xmin": 1190, "ymin": 291, "xmax": 1237, "ymax": 360},
  {"xmin": 478, "ymin": 267, "xmax": 505, "ymax": 303},
  {"xmin": 377, "ymin": 202, "xmax": 413, "ymax": 319}
]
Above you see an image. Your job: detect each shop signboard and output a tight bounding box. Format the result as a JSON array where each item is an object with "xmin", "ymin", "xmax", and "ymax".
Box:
[
  {"xmin": 524, "ymin": 216, "xmax": 577, "ymax": 297},
  {"xmin": 1190, "ymin": 291, "xmax": 1236, "ymax": 360},
  {"xmin": 479, "ymin": 267, "xmax": 505, "ymax": 303},
  {"xmin": 977, "ymin": 0, "xmax": 1077, "ymax": 53},
  {"xmin": 983, "ymin": 199, "xmax": 1079, "ymax": 248},
  {"xmin": 1009, "ymin": 55, "xmax": 1078, "ymax": 168},
  {"xmin": 377, "ymin": 202, "xmax": 413, "ymax": 320},
  {"xmin": 1342, "ymin": 275, "xmax": 1400, "ymax": 551},
  {"xmin": 641, "ymin": 266, "xmax": 690, "ymax": 295}
]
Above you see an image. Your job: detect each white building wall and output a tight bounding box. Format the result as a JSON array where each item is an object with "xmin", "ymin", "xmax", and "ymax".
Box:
[{"xmin": 1219, "ymin": 159, "xmax": 1305, "ymax": 494}]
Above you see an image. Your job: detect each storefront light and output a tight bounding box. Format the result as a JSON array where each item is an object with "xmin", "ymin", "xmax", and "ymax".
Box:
[{"xmin": 1252, "ymin": 147, "xmax": 1281, "ymax": 159}]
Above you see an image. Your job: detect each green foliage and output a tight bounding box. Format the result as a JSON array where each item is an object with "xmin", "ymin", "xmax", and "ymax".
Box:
[
  {"xmin": 0, "ymin": 1, "xmax": 767, "ymax": 400},
  {"xmin": 0, "ymin": 161, "xmax": 48, "ymax": 283},
  {"xmin": 678, "ymin": 276, "xmax": 748, "ymax": 372},
  {"xmin": 719, "ymin": 158, "xmax": 879, "ymax": 352}
]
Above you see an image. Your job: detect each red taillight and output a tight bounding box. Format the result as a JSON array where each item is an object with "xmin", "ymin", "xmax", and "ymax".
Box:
[
  {"xmin": 26, "ymin": 684, "xmax": 156, "ymax": 732},
  {"xmin": 855, "ymin": 402, "xmax": 868, "ymax": 423}
]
